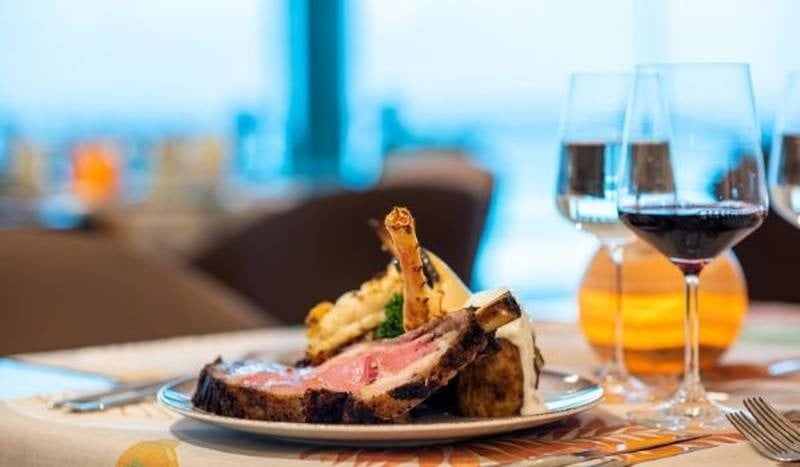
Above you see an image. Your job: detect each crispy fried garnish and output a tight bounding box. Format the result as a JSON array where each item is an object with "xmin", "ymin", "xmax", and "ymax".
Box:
[
  {"xmin": 304, "ymin": 265, "xmax": 403, "ymax": 364},
  {"xmin": 384, "ymin": 206, "xmax": 437, "ymax": 331},
  {"xmin": 305, "ymin": 301, "xmax": 334, "ymax": 334}
]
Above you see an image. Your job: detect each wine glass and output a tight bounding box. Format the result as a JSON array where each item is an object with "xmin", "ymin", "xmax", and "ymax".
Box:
[
  {"xmin": 619, "ymin": 63, "xmax": 768, "ymax": 431},
  {"xmin": 769, "ymin": 72, "xmax": 800, "ymax": 225},
  {"xmin": 556, "ymin": 72, "xmax": 650, "ymax": 402}
]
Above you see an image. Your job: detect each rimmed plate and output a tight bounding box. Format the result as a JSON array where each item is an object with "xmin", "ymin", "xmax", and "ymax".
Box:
[{"xmin": 158, "ymin": 369, "xmax": 603, "ymax": 446}]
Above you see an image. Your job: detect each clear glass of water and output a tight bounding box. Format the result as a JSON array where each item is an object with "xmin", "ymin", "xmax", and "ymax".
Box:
[
  {"xmin": 555, "ymin": 72, "xmax": 650, "ymax": 402},
  {"xmin": 769, "ymin": 72, "xmax": 800, "ymax": 226}
]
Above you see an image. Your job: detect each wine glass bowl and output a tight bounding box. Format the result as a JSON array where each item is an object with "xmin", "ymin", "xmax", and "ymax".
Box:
[
  {"xmin": 619, "ymin": 63, "xmax": 768, "ymax": 431},
  {"xmin": 555, "ymin": 72, "xmax": 649, "ymax": 403},
  {"xmin": 769, "ymin": 72, "xmax": 800, "ymax": 226},
  {"xmin": 556, "ymin": 73, "xmax": 636, "ymax": 247}
]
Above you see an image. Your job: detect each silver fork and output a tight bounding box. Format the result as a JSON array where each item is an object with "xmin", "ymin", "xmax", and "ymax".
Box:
[
  {"xmin": 744, "ymin": 397, "xmax": 800, "ymax": 448},
  {"xmin": 726, "ymin": 411, "xmax": 800, "ymax": 462}
]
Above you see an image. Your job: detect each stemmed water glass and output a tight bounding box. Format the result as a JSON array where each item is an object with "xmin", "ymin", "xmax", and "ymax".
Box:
[
  {"xmin": 556, "ymin": 72, "xmax": 650, "ymax": 402},
  {"xmin": 619, "ymin": 63, "xmax": 768, "ymax": 430},
  {"xmin": 769, "ymin": 72, "xmax": 800, "ymax": 225}
]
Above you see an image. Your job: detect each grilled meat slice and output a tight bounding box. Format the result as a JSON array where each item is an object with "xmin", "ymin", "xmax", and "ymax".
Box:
[{"xmin": 193, "ymin": 291, "xmax": 521, "ymax": 423}]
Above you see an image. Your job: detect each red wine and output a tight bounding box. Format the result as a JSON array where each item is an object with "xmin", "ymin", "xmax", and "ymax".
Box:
[{"xmin": 620, "ymin": 203, "xmax": 766, "ymax": 273}]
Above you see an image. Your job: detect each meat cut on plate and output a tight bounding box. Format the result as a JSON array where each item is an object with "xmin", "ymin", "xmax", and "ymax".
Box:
[{"xmin": 192, "ymin": 291, "xmax": 522, "ymax": 424}]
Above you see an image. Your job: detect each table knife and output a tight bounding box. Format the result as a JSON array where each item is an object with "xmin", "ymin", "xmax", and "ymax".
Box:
[
  {"xmin": 498, "ymin": 433, "xmax": 706, "ymax": 467},
  {"xmin": 48, "ymin": 376, "xmax": 189, "ymax": 412},
  {"xmin": 586, "ymin": 441, "xmax": 710, "ymax": 466}
]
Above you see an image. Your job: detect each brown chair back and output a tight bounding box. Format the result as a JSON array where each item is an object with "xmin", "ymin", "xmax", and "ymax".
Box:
[
  {"xmin": 0, "ymin": 231, "xmax": 272, "ymax": 355},
  {"xmin": 734, "ymin": 211, "xmax": 800, "ymax": 302},
  {"xmin": 194, "ymin": 183, "xmax": 492, "ymax": 325}
]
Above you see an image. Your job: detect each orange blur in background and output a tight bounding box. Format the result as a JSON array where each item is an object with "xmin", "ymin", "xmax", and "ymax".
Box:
[{"xmin": 71, "ymin": 141, "xmax": 120, "ymax": 207}]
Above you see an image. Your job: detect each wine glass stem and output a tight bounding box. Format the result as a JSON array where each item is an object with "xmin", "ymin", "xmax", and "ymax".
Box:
[
  {"xmin": 682, "ymin": 273, "xmax": 704, "ymax": 400},
  {"xmin": 607, "ymin": 244, "xmax": 629, "ymax": 379}
]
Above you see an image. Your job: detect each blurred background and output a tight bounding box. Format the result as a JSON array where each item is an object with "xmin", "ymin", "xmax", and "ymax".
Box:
[{"xmin": 2, "ymin": 0, "xmax": 800, "ymax": 353}]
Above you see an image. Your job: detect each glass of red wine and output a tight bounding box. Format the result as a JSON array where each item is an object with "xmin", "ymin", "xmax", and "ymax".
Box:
[
  {"xmin": 618, "ymin": 63, "xmax": 768, "ymax": 431},
  {"xmin": 555, "ymin": 72, "xmax": 651, "ymax": 403}
]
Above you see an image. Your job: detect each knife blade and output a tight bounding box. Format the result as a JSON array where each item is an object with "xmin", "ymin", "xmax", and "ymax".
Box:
[
  {"xmin": 595, "ymin": 440, "xmax": 709, "ymax": 466},
  {"xmin": 498, "ymin": 433, "xmax": 706, "ymax": 467},
  {"xmin": 48, "ymin": 375, "xmax": 190, "ymax": 412}
]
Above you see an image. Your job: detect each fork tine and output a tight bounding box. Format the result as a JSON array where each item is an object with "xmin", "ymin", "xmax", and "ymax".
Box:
[
  {"xmin": 744, "ymin": 398, "xmax": 800, "ymax": 451},
  {"xmin": 733, "ymin": 412, "xmax": 792, "ymax": 456},
  {"xmin": 739, "ymin": 412, "xmax": 800, "ymax": 462},
  {"xmin": 745, "ymin": 397, "xmax": 800, "ymax": 443},
  {"xmin": 730, "ymin": 413, "xmax": 780, "ymax": 455},
  {"xmin": 727, "ymin": 412, "xmax": 784, "ymax": 461},
  {"xmin": 734, "ymin": 411, "xmax": 800, "ymax": 462},
  {"xmin": 745, "ymin": 397, "xmax": 800, "ymax": 436}
]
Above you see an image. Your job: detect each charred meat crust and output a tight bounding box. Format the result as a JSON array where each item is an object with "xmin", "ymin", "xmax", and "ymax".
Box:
[
  {"xmin": 387, "ymin": 382, "xmax": 428, "ymax": 400},
  {"xmin": 192, "ymin": 311, "xmax": 495, "ymax": 424},
  {"xmin": 341, "ymin": 402, "xmax": 385, "ymax": 424},
  {"xmin": 192, "ymin": 359, "xmax": 306, "ymax": 422},
  {"xmin": 304, "ymin": 389, "xmax": 349, "ymax": 422}
]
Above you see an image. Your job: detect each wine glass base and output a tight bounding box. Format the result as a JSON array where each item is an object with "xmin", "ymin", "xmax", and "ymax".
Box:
[
  {"xmin": 599, "ymin": 373, "xmax": 653, "ymax": 403},
  {"xmin": 628, "ymin": 397, "xmax": 731, "ymax": 431}
]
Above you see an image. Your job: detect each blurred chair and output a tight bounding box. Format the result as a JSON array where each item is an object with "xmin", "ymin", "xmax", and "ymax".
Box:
[
  {"xmin": 734, "ymin": 210, "xmax": 800, "ymax": 302},
  {"xmin": 378, "ymin": 149, "xmax": 493, "ymax": 201},
  {"xmin": 0, "ymin": 230, "xmax": 273, "ymax": 355},
  {"xmin": 194, "ymin": 154, "xmax": 494, "ymax": 324}
]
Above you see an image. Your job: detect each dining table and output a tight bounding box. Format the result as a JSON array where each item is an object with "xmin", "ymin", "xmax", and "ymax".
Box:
[{"xmin": 1, "ymin": 300, "xmax": 799, "ymax": 467}]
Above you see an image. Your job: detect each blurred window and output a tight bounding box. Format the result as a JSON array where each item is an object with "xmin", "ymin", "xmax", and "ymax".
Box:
[
  {"xmin": 349, "ymin": 0, "xmax": 800, "ymax": 300},
  {"xmin": 2, "ymin": 0, "xmax": 800, "ymax": 301},
  {"xmin": 0, "ymin": 0, "xmax": 284, "ymax": 130}
]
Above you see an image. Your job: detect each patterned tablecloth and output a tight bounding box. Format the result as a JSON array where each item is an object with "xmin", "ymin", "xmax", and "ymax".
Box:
[{"xmin": 2, "ymin": 303, "xmax": 799, "ymax": 467}]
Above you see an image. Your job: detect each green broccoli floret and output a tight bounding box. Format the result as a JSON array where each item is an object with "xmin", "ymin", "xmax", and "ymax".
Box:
[{"xmin": 374, "ymin": 293, "xmax": 404, "ymax": 339}]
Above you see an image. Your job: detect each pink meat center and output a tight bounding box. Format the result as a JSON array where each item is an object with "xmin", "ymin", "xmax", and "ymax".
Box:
[
  {"xmin": 309, "ymin": 336, "xmax": 437, "ymax": 392},
  {"xmin": 237, "ymin": 335, "xmax": 438, "ymax": 394}
]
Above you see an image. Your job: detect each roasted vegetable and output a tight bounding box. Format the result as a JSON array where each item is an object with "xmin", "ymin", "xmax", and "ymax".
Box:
[
  {"xmin": 457, "ymin": 339, "xmax": 523, "ymax": 417},
  {"xmin": 374, "ymin": 293, "xmax": 404, "ymax": 339},
  {"xmin": 454, "ymin": 289, "xmax": 546, "ymax": 418}
]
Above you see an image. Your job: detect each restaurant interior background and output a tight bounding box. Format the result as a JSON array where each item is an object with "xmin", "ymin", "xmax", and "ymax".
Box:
[{"xmin": 2, "ymin": 0, "xmax": 800, "ymax": 355}]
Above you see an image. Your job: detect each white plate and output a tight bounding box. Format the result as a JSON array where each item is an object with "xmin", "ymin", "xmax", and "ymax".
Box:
[{"xmin": 158, "ymin": 369, "xmax": 603, "ymax": 446}]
